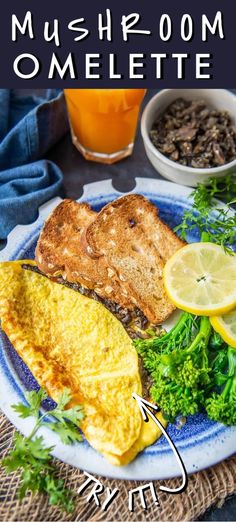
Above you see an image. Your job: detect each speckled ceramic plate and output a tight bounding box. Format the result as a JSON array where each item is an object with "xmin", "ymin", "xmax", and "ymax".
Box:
[{"xmin": 0, "ymin": 177, "xmax": 235, "ymax": 481}]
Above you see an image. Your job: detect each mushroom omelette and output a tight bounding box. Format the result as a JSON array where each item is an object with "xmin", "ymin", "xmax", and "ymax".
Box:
[{"xmin": 0, "ymin": 261, "xmax": 166, "ymax": 465}]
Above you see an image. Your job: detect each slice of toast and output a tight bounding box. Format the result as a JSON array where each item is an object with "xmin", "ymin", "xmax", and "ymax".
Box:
[
  {"xmin": 86, "ymin": 194, "xmax": 185, "ymax": 324},
  {"xmin": 35, "ymin": 200, "xmax": 132, "ymax": 307}
]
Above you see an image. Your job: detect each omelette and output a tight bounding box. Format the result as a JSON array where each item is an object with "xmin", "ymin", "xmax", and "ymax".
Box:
[{"xmin": 0, "ymin": 261, "xmax": 165, "ymax": 464}]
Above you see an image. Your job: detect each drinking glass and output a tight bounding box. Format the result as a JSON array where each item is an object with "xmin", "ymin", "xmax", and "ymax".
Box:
[{"xmin": 64, "ymin": 89, "xmax": 146, "ymax": 164}]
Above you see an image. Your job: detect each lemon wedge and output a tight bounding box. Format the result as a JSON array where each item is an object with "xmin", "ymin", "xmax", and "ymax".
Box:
[
  {"xmin": 210, "ymin": 311, "xmax": 236, "ymax": 348},
  {"xmin": 164, "ymin": 242, "xmax": 236, "ymax": 316}
]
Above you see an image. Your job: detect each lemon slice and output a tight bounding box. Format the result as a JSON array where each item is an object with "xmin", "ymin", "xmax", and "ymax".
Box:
[
  {"xmin": 210, "ymin": 311, "xmax": 236, "ymax": 348},
  {"xmin": 164, "ymin": 242, "xmax": 236, "ymax": 316}
]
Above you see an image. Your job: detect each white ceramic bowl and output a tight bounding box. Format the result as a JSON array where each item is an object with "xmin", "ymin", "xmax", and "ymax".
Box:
[{"xmin": 141, "ymin": 89, "xmax": 236, "ymax": 187}]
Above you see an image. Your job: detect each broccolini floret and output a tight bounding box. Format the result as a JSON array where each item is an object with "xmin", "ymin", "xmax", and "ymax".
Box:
[
  {"xmin": 135, "ymin": 312, "xmax": 198, "ymax": 368},
  {"xmin": 135, "ymin": 314, "xmax": 212, "ymax": 421},
  {"xmin": 206, "ymin": 346, "xmax": 236, "ymax": 425}
]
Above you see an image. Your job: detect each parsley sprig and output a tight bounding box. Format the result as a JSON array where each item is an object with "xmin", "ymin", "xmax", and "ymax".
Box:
[
  {"xmin": 2, "ymin": 388, "xmax": 84, "ymax": 512},
  {"xmin": 175, "ymin": 174, "xmax": 236, "ymax": 252}
]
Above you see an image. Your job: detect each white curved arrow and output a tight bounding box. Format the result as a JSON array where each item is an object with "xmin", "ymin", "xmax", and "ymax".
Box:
[{"xmin": 133, "ymin": 392, "xmax": 188, "ymax": 493}]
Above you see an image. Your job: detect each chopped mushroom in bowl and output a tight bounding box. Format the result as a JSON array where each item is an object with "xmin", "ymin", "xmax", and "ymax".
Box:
[{"xmin": 141, "ymin": 89, "xmax": 236, "ymax": 187}]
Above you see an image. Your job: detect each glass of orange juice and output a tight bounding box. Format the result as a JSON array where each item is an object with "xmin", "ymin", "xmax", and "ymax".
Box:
[{"xmin": 64, "ymin": 89, "xmax": 146, "ymax": 164}]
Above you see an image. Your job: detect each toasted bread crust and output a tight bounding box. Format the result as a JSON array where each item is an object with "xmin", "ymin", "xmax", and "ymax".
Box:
[
  {"xmin": 86, "ymin": 194, "xmax": 184, "ymax": 324},
  {"xmin": 35, "ymin": 200, "xmax": 133, "ymax": 307},
  {"xmin": 87, "ymin": 194, "xmax": 185, "ymax": 260},
  {"xmin": 36, "ymin": 195, "xmax": 185, "ymax": 325}
]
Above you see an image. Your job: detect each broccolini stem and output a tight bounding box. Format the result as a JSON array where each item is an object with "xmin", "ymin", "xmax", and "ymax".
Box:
[
  {"xmin": 222, "ymin": 347, "xmax": 236, "ymax": 400},
  {"xmin": 135, "ymin": 311, "xmax": 196, "ymax": 352},
  {"xmin": 186, "ymin": 317, "xmax": 212, "ymax": 354},
  {"xmin": 222, "ymin": 375, "xmax": 234, "ymax": 400},
  {"xmin": 228, "ymin": 346, "xmax": 236, "ymax": 376},
  {"xmin": 158, "ymin": 311, "xmax": 192, "ymax": 345}
]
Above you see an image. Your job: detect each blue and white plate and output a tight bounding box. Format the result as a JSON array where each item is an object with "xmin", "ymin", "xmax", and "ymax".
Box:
[{"xmin": 0, "ymin": 177, "xmax": 235, "ymax": 481}]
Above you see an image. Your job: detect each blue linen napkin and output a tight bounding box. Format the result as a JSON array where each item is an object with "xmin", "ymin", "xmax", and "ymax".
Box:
[{"xmin": 0, "ymin": 89, "xmax": 69, "ymax": 240}]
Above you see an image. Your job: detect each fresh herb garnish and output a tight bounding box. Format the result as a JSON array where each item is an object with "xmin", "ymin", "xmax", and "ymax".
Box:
[
  {"xmin": 175, "ymin": 174, "xmax": 236, "ymax": 252},
  {"xmin": 2, "ymin": 388, "xmax": 84, "ymax": 512}
]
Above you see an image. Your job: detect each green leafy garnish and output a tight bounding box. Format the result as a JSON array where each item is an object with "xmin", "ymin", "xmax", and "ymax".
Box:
[
  {"xmin": 48, "ymin": 421, "xmax": 83, "ymax": 445},
  {"xmin": 189, "ymin": 174, "xmax": 236, "ymax": 207},
  {"xmin": 12, "ymin": 388, "xmax": 47, "ymax": 418},
  {"xmin": 2, "ymin": 388, "xmax": 84, "ymax": 512},
  {"xmin": 175, "ymin": 174, "xmax": 236, "ymax": 252}
]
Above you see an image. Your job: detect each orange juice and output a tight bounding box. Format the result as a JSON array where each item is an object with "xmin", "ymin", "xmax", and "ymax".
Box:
[{"xmin": 64, "ymin": 89, "xmax": 146, "ymax": 163}]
